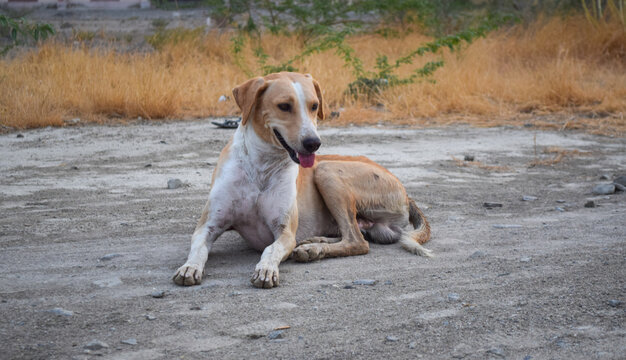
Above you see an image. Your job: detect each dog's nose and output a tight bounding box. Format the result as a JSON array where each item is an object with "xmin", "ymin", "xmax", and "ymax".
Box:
[{"xmin": 302, "ymin": 137, "xmax": 321, "ymax": 153}]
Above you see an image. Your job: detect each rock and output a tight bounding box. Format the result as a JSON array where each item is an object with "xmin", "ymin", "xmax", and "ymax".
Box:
[
  {"xmin": 463, "ymin": 154, "xmax": 475, "ymax": 161},
  {"xmin": 65, "ymin": 118, "xmax": 80, "ymax": 125},
  {"xmin": 190, "ymin": 306, "xmax": 202, "ymax": 310},
  {"xmin": 343, "ymin": 285, "xmax": 354, "ymax": 289},
  {"xmin": 522, "ymin": 195, "xmax": 538, "ymax": 201},
  {"xmin": 486, "ymin": 347, "xmax": 505, "ymax": 358},
  {"xmin": 352, "ymin": 279, "xmax": 377, "ymax": 286},
  {"xmin": 614, "ymin": 175, "xmax": 626, "ymax": 187},
  {"xmin": 447, "ymin": 293, "xmax": 460, "ymax": 302},
  {"xmin": 520, "ymin": 256, "xmax": 532, "ymax": 263},
  {"xmin": 218, "ymin": 95, "xmax": 228, "ymax": 102},
  {"xmin": 483, "ymin": 202, "xmax": 503, "ymax": 209},
  {"xmin": 229, "ymin": 291, "xmax": 242, "ymax": 297},
  {"xmin": 469, "ymin": 250, "xmax": 486, "ymax": 259},
  {"xmin": 592, "ymin": 184, "xmax": 615, "ymax": 195},
  {"xmin": 608, "ymin": 299, "xmax": 621, "ymax": 307},
  {"xmin": 523, "ymin": 356, "xmax": 533, "ymax": 360},
  {"xmin": 268, "ymin": 330, "xmax": 284, "ymax": 340},
  {"xmin": 600, "ymin": 174, "xmax": 611, "ymax": 180},
  {"xmin": 150, "ymin": 290, "xmax": 165, "ymax": 298},
  {"xmin": 99, "ymin": 253, "xmax": 122, "ymax": 261},
  {"xmin": 614, "ymin": 183, "xmax": 626, "ymax": 192},
  {"xmin": 48, "ymin": 307, "xmax": 73, "ymax": 316},
  {"xmin": 121, "ymin": 338, "xmax": 137, "ymax": 346},
  {"xmin": 493, "ymin": 224, "xmax": 522, "ymax": 229},
  {"xmin": 330, "ymin": 111, "xmax": 341, "ymax": 118},
  {"xmin": 584, "ymin": 201, "xmax": 596, "ymax": 208},
  {"xmin": 16, "ymin": 134, "xmax": 24, "ymax": 138},
  {"xmin": 385, "ymin": 335, "xmax": 399, "ymax": 342},
  {"xmin": 384, "ymin": 280, "xmax": 393, "ymax": 285},
  {"xmin": 555, "ymin": 206, "xmax": 565, "ymax": 212},
  {"xmin": 93, "ymin": 277, "xmax": 122, "ymax": 288},
  {"xmin": 167, "ymin": 178, "xmax": 183, "ymax": 189},
  {"xmin": 145, "ymin": 314, "xmax": 156, "ymax": 321},
  {"xmin": 408, "ymin": 341, "xmax": 417, "ymax": 349},
  {"xmin": 84, "ymin": 340, "xmax": 109, "ymax": 351},
  {"xmin": 144, "ymin": 163, "xmax": 152, "ymax": 168},
  {"xmin": 556, "ymin": 199, "xmax": 566, "ymax": 203}
]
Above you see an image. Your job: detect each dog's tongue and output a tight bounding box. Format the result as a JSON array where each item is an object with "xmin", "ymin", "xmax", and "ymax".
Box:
[{"xmin": 298, "ymin": 153, "xmax": 316, "ymax": 168}]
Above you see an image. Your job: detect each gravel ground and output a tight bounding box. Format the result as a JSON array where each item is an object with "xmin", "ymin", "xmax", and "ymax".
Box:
[{"xmin": 0, "ymin": 121, "xmax": 624, "ymax": 359}]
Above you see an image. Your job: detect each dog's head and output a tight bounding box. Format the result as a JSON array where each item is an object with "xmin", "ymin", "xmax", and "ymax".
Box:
[{"xmin": 232, "ymin": 72, "xmax": 324, "ymax": 168}]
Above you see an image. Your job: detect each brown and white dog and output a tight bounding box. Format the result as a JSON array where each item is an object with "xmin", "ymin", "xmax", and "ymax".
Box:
[{"xmin": 173, "ymin": 72, "xmax": 431, "ymax": 288}]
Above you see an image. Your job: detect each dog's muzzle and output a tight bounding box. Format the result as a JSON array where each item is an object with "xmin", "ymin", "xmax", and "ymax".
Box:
[{"xmin": 273, "ymin": 129, "xmax": 319, "ymax": 168}]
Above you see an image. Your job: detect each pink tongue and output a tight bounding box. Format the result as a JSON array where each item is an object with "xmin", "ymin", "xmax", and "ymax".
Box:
[{"xmin": 298, "ymin": 153, "xmax": 316, "ymax": 168}]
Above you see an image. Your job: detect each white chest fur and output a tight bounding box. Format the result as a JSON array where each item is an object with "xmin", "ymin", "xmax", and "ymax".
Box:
[{"xmin": 209, "ymin": 126, "xmax": 298, "ymax": 251}]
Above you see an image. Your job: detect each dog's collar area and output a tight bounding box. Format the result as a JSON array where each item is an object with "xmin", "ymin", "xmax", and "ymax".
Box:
[{"xmin": 273, "ymin": 129, "xmax": 300, "ymax": 164}]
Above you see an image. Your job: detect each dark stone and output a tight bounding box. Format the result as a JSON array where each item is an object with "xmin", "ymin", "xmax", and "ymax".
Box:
[
  {"xmin": 464, "ymin": 155, "xmax": 475, "ymax": 161},
  {"xmin": 584, "ymin": 201, "xmax": 596, "ymax": 208},
  {"xmin": 16, "ymin": 134, "xmax": 24, "ymax": 138},
  {"xmin": 483, "ymin": 202, "xmax": 503, "ymax": 209}
]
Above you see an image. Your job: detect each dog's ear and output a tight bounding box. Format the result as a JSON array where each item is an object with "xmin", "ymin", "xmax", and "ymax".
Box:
[
  {"xmin": 232, "ymin": 77, "xmax": 269, "ymax": 125},
  {"xmin": 312, "ymin": 79, "xmax": 325, "ymax": 121}
]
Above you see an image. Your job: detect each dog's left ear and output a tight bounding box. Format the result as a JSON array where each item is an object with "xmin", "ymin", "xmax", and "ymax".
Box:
[
  {"xmin": 312, "ymin": 79, "xmax": 325, "ymax": 121},
  {"xmin": 232, "ymin": 77, "xmax": 269, "ymax": 126}
]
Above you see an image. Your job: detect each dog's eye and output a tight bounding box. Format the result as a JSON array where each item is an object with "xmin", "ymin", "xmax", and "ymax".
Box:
[
  {"xmin": 277, "ymin": 103, "xmax": 291, "ymax": 112},
  {"xmin": 311, "ymin": 103, "xmax": 318, "ymax": 111}
]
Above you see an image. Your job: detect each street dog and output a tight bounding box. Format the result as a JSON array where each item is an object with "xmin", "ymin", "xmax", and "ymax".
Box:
[{"xmin": 173, "ymin": 72, "xmax": 431, "ymax": 288}]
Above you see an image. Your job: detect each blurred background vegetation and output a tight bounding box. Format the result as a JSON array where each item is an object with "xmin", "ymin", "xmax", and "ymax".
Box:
[{"xmin": 0, "ymin": 0, "xmax": 624, "ymax": 135}]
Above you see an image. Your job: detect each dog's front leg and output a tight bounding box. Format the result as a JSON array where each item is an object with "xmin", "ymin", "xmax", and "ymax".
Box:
[
  {"xmin": 173, "ymin": 201, "xmax": 226, "ymax": 286},
  {"xmin": 251, "ymin": 207, "xmax": 298, "ymax": 289}
]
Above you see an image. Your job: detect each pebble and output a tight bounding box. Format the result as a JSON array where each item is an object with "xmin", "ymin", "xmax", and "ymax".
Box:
[
  {"xmin": 48, "ymin": 307, "xmax": 73, "ymax": 316},
  {"xmin": 408, "ymin": 341, "xmax": 417, "ymax": 349},
  {"xmin": 447, "ymin": 293, "xmax": 460, "ymax": 302},
  {"xmin": 520, "ymin": 257, "xmax": 532, "ymax": 263},
  {"xmin": 486, "ymin": 347, "xmax": 505, "ymax": 358},
  {"xmin": 84, "ymin": 340, "xmax": 109, "ymax": 351},
  {"xmin": 150, "ymin": 290, "xmax": 165, "ymax": 298},
  {"xmin": 144, "ymin": 163, "xmax": 152, "ymax": 168},
  {"xmin": 469, "ymin": 250, "xmax": 486, "ymax": 259},
  {"xmin": 614, "ymin": 175, "xmax": 626, "ymax": 187},
  {"xmin": 330, "ymin": 111, "xmax": 341, "ymax": 118},
  {"xmin": 556, "ymin": 199, "xmax": 566, "ymax": 203},
  {"xmin": 99, "ymin": 253, "xmax": 122, "ymax": 261},
  {"xmin": 522, "ymin": 195, "xmax": 538, "ymax": 201},
  {"xmin": 384, "ymin": 280, "xmax": 393, "ymax": 285},
  {"xmin": 218, "ymin": 95, "xmax": 228, "ymax": 102},
  {"xmin": 121, "ymin": 338, "xmax": 137, "ymax": 346},
  {"xmin": 523, "ymin": 356, "xmax": 533, "ymax": 360},
  {"xmin": 167, "ymin": 178, "xmax": 183, "ymax": 189},
  {"xmin": 555, "ymin": 207, "xmax": 565, "ymax": 212},
  {"xmin": 614, "ymin": 183, "xmax": 626, "ymax": 192},
  {"xmin": 267, "ymin": 330, "xmax": 284, "ymax": 340},
  {"xmin": 493, "ymin": 224, "xmax": 522, "ymax": 229},
  {"xmin": 483, "ymin": 202, "xmax": 503, "ymax": 209},
  {"xmin": 600, "ymin": 174, "xmax": 611, "ymax": 180},
  {"xmin": 385, "ymin": 335, "xmax": 399, "ymax": 342},
  {"xmin": 16, "ymin": 133, "xmax": 24, "ymax": 138},
  {"xmin": 592, "ymin": 184, "xmax": 615, "ymax": 195},
  {"xmin": 229, "ymin": 291, "xmax": 242, "ymax": 297},
  {"xmin": 352, "ymin": 279, "xmax": 377, "ymax": 286},
  {"xmin": 463, "ymin": 154, "xmax": 475, "ymax": 161},
  {"xmin": 145, "ymin": 314, "xmax": 156, "ymax": 320},
  {"xmin": 584, "ymin": 201, "xmax": 596, "ymax": 208},
  {"xmin": 608, "ymin": 299, "xmax": 621, "ymax": 307},
  {"xmin": 343, "ymin": 285, "xmax": 354, "ymax": 289}
]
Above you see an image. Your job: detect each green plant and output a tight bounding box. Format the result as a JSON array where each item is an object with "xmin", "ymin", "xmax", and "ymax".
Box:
[{"xmin": 0, "ymin": 15, "xmax": 55, "ymax": 55}]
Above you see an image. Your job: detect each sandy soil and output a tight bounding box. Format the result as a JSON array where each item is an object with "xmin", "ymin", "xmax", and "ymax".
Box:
[{"xmin": 0, "ymin": 121, "xmax": 624, "ymax": 359}]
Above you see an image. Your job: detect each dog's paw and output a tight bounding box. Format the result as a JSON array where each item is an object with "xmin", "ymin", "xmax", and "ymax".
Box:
[
  {"xmin": 299, "ymin": 236, "xmax": 330, "ymax": 245},
  {"xmin": 172, "ymin": 264, "xmax": 203, "ymax": 286},
  {"xmin": 251, "ymin": 262, "xmax": 280, "ymax": 289},
  {"xmin": 292, "ymin": 243, "xmax": 325, "ymax": 262}
]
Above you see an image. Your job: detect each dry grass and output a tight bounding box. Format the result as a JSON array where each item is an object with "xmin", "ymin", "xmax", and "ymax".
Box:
[
  {"xmin": 451, "ymin": 156, "xmax": 512, "ymax": 172},
  {"xmin": 528, "ymin": 146, "xmax": 592, "ymax": 167},
  {"xmin": 1, "ymin": 15, "xmax": 625, "ymax": 134}
]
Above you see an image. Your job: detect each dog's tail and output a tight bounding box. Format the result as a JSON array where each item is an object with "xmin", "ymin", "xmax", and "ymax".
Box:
[{"xmin": 399, "ymin": 198, "xmax": 433, "ymax": 257}]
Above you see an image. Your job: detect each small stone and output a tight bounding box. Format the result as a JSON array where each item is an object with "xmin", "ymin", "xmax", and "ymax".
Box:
[
  {"xmin": 330, "ymin": 111, "xmax": 341, "ymax": 118},
  {"xmin": 167, "ymin": 178, "xmax": 183, "ymax": 189},
  {"xmin": 486, "ymin": 347, "xmax": 505, "ymax": 358},
  {"xmin": 70, "ymin": 166, "xmax": 79, "ymax": 170},
  {"xmin": 463, "ymin": 155, "xmax": 475, "ymax": 161},
  {"xmin": 121, "ymin": 338, "xmax": 137, "ymax": 346},
  {"xmin": 608, "ymin": 299, "xmax": 621, "ymax": 307},
  {"xmin": 584, "ymin": 201, "xmax": 596, "ymax": 208},
  {"xmin": 556, "ymin": 199, "xmax": 567, "ymax": 203},
  {"xmin": 84, "ymin": 340, "xmax": 109, "ymax": 351},
  {"xmin": 384, "ymin": 280, "xmax": 393, "ymax": 285},
  {"xmin": 218, "ymin": 95, "xmax": 227, "ymax": 102},
  {"xmin": 190, "ymin": 305, "xmax": 202, "ymax": 310},
  {"xmin": 352, "ymin": 279, "xmax": 377, "ymax": 286},
  {"xmin": 150, "ymin": 290, "xmax": 165, "ymax": 298},
  {"xmin": 268, "ymin": 330, "xmax": 284, "ymax": 340},
  {"xmin": 144, "ymin": 164, "xmax": 152, "ymax": 168},
  {"xmin": 145, "ymin": 314, "xmax": 156, "ymax": 320},
  {"xmin": 493, "ymin": 224, "xmax": 522, "ymax": 229},
  {"xmin": 16, "ymin": 133, "xmax": 24, "ymax": 138},
  {"xmin": 343, "ymin": 285, "xmax": 354, "ymax": 289},
  {"xmin": 483, "ymin": 202, "xmax": 503, "ymax": 209},
  {"xmin": 99, "ymin": 253, "xmax": 122, "ymax": 261},
  {"xmin": 600, "ymin": 174, "xmax": 611, "ymax": 180},
  {"xmin": 469, "ymin": 250, "xmax": 486, "ymax": 259},
  {"xmin": 522, "ymin": 195, "xmax": 538, "ymax": 201},
  {"xmin": 159, "ymin": 140, "xmax": 167, "ymax": 144},
  {"xmin": 523, "ymin": 356, "xmax": 533, "ymax": 360},
  {"xmin": 447, "ymin": 293, "xmax": 460, "ymax": 302},
  {"xmin": 614, "ymin": 183, "xmax": 626, "ymax": 192},
  {"xmin": 555, "ymin": 206, "xmax": 565, "ymax": 212},
  {"xmin": 520, "ymin": 257, "xmax": 532, "ymax": 263},
  {"xmin": 408, "ymin": 341, "xmax": 417, "ymax": 349},
  {"xmin": 229, "ymin": 291, "xmax": 242, "ymax": 297},
  {"xmin": 48, "ymin": 307, "xmax": 73, "ymax": 316},
  {"xmin": 385, "ymin": 335, "xmax": 399, "ymax": 342},
  {"xmin": 592, "ymin": 184, "xmax": 615, "ymax": 195}
]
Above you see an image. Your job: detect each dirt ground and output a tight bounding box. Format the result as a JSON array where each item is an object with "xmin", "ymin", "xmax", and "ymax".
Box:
[{"xmin": 0, "ymin": 120, "xmax": 624, "ymax": 359}]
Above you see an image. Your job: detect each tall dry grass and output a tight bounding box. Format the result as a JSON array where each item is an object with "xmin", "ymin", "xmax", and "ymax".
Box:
[{"xmin": 0, "ymin": 15, "xmax": 624, "ymax": 134}]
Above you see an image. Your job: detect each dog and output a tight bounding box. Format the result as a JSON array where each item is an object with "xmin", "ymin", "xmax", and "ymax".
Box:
[{"xmin": 173, "ymin": 72, "xmax": 431, "ymax": 288}]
